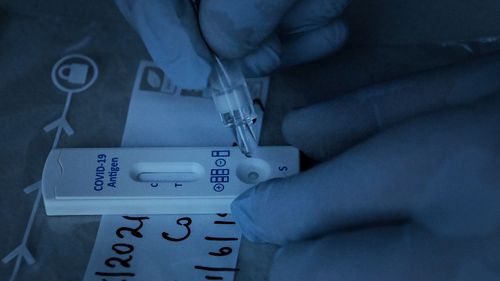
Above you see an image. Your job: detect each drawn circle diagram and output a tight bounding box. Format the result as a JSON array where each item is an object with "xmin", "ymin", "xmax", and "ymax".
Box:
[
  {"xmin": 51, "ymin": 54, "xmax": 98, "ymax": 94},
  {"xmin": 213, "ymin": 184, "xmax": 224, "ymax": 192},
  {"xmin": 215, "ymin": 159, "xmax": 226, "ymax": 167}
]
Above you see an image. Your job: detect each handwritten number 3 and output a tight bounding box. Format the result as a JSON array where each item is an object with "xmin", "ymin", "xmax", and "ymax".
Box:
[{"xmin": 162, "ymin": 217, "xmax": 192, "ymax": 242}]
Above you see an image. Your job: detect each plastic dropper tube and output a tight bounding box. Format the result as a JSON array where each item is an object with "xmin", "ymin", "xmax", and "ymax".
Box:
[{"xmin": 206, "ymin": 57, "xmax": 257, "ymax": 157}]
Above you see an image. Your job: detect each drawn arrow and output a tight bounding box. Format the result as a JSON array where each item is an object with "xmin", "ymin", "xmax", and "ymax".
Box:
[
  {"xmin": 3, "ymin": 81, "xmax": 73, "ymax": 281},
  {"xmin": 3, "ymin": 54, "xmax": 98, "ymax": 281},
  {"xmin": 23, "ymin": 180, "xmax": 41, "ymax": 194},
  {"xmin": 2, "ymin": 245, "xmax": 35, "ymax": 265},
  {"xmin": 2, "ymin": 92, "xmax": 73, "ymax": 281},
  {"xmin": 43, "ymin": 91, "xmax": 74, "ymax": 149},
  {"xmin": 2, "ymin": 244, "xmax": 36, "ymax": 281},
  {"xmin": 2, "ymin": 182, "xmax": 41, "ymax": 281},
  {"xmin": 43, "ymin": 117, "xmax": 74, "ymax": 136}
]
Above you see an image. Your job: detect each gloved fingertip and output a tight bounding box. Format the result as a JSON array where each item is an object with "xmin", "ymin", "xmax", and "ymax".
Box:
[
  {"xmin": 268, "ymin": 246, "xmax": 293, "ymax": 281},
  {"xmin": 281, "ymin": 19, "xmax": 349, "ymax": 67},
  {"xmin": 199, "ymin": 7, "xmax": 253, "ymax": 59},
  {"xmin": 332, "ymin": 20, "xmax": 349, "ymax": 43},
  {"xmin": 240, "ymin": 36, "xmax": 282, "ymax": 77},
  {"xmin": 117, "ymin": 0, "xmax": 213, "ymax": 90},
  {"xmin": 114, "ymin": 0, "xmax": 132, "ymax": 21},
  {"xmin": 281, "ymin": 109, "xmax": 314, "ymax": 152},
  {"xmin": 317, "ymin": 20, "xmax": 349, "ymax": 55},
  {"xmin": 281, "ymin": 109, "xmax": 301, "ymax": 143},
  {"xmin": 231, "ymin": 187, "xmax": 267, "ymax": 243},
  {"xmin": 157, "ymin": 57, "xmax": 212, "ymax": 90}
]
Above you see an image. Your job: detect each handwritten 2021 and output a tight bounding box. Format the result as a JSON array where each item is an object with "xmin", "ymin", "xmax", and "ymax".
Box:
[{"xmin": 93, "ymin": 214, "xmax": 239, "ymax": 280}]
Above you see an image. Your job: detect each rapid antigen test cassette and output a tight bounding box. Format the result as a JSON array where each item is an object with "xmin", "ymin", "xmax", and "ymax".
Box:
[{"xmin": 42, "ymin": 147, "xmax": 299, "ymax": 215}]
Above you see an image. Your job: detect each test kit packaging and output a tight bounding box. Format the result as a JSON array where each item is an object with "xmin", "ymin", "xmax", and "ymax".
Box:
[{"xmin": 42, "ymin": 147, "xmax": 299, "ymax": 215}]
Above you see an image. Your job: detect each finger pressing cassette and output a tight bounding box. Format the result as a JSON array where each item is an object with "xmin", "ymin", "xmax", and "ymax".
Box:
[{"xmin": 42, "ymin": 147, "xmax": 299, "ymax": 215}]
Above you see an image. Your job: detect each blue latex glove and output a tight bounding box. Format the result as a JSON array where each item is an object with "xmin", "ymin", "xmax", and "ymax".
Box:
[
  {"xmin": 231, "ymin": 58, "xmax": 500, "ymax": 280},
  {"xmin": 115, "ymin": 0, "xmax": 349, "ymax": 89}
]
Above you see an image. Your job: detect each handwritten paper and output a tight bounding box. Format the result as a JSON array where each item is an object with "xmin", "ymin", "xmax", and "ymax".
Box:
[
  {"xmin": 84, "ymin": 61, "xmax": 270, "ymax": 281},
  {"xmin": 83, "ymin": 214, "xmax": 241, "ymax": 280}
]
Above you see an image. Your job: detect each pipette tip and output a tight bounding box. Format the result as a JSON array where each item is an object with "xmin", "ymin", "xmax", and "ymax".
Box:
[{"xmin": 232, "ymin": 123, "xmax": 256, "ymax": 158}]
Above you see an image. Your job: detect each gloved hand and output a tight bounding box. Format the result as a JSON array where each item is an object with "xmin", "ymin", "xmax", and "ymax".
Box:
[
  {"xmin": 231, "ymin": 80, "xmax": 500, "ymax": 279},
  {"xmin": 115, "ymin": 0, "xmax": 350, "ymax": 89}
]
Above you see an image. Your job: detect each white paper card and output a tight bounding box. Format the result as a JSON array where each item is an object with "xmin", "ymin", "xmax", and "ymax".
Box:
[{"xmin": 84, "ymin": 61, "xmax": 269, "ymax": 281}]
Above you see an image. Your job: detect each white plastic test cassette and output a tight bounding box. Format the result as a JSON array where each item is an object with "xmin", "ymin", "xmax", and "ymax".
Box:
[{"xmin": 42, "ymin": 147, "xmax": 299, "ymax": 215}]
